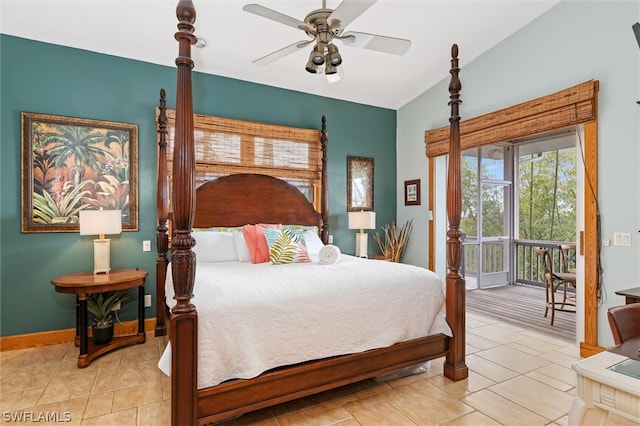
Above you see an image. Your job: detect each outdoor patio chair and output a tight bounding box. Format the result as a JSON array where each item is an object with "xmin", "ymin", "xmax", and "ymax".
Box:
[
  {"xmin": 558, "ymin": 244, "xmax": 577, "ymax": 274},
  {"xmin": 535, "ymin": 247, "xmax": 576, "ymax": 326}
]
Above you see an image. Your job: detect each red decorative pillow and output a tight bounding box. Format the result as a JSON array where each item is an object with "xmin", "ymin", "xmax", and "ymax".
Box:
[{"xmin": 242, "ymin": 224, "xmax": 281, "ymax": 263}]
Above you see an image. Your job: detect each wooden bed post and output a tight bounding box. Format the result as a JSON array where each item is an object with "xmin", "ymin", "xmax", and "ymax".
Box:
[
  {"xmin": 171, "ymin": 1, "xmax": 198, "ymax": 425},
  {"xmin": 156, "ymin": 88, "xmax": 169, "ymax": 337},
  {"xmin": 443, "ymin": 44, "xmax": 468, "ymax": 381},
  {"xmin": 320, "ymin": 115, "xmax": 329, "ymax": 244}
]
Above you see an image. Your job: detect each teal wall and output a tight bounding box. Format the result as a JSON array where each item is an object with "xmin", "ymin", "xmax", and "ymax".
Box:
[{"xmin": 0, "ymin": 35, "xmax": 397, "ymax": 336}]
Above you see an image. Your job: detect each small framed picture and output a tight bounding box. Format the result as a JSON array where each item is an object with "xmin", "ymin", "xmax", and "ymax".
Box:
[{"xmin": 404, "ymin": 179, "xmax": 420, "ymax": 206}]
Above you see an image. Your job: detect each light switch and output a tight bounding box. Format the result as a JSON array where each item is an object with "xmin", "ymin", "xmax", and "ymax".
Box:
[
  {"xmin": 143, "ymin": 240, "xmax": 151, "ymax": 252},
  {"xmin": 613, "ymin": 233, "xmax": 631, "ymax": 246}
]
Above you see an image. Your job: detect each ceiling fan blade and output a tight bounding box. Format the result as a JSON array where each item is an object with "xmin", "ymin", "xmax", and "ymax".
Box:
[
  {"xmin": 327, "ymin": 0, "xmax": 377, "ymax": 30},
  {"xmin": 339, "ymin": 31, "xmax": 411, "ymax": 55},
  {"xmin": 253, "ymin": 40, "xmax": 313, "ymax": 66},
  {"xmin": 243, "ymin": 4, "xmax": 314, "ymax": 32}
]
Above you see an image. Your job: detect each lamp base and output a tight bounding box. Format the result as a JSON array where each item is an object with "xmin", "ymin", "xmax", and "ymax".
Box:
[
  {"xmin": 93, "ymin": 239, "xmax": 111, "ymax": 274},
  {"xmin": 355, "ymin": 233, "xmax": 368, "ymax": 258}
]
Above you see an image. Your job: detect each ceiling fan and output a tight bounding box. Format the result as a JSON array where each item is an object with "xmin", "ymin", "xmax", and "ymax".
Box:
[{"xmin": 242, "ymin": 0, "xmax": 411, "ymax": 81}]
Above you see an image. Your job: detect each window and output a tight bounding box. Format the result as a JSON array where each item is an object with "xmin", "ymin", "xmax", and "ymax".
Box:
[{"xmin": 160, "ymin": 110, "xmax": 323, "ymax": 209}]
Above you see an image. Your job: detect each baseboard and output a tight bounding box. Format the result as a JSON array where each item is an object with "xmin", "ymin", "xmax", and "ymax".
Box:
[{"xmin": 0, "ymin": 318, "xmax": 157, "ymax": 351}]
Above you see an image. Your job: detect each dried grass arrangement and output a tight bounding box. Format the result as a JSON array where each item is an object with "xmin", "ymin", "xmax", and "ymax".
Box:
[{"xmin": 373, "ymin": 219, "xmax": 414, "ymax": 263}]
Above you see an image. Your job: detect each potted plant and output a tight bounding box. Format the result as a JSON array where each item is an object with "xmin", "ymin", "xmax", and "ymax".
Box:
[{"xmin": 87, "ymin": 290, "xmax": 130, "ymax": 344}]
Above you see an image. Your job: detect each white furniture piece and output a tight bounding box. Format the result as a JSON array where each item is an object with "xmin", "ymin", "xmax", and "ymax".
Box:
[{"xmin": 569, "ymin": 350, "xmax": 640, "ymax": 425}]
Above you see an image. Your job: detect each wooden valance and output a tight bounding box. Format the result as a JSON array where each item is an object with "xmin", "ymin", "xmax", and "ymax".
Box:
[{"xmin": 425, "ymin": 80, "xmax": 598, "ymax": 157}]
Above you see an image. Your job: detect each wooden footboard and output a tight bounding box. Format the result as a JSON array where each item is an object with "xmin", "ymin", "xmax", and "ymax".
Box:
[{"xmin": 196, "ymin": 334, "xmax": 450, "ymax": 425}]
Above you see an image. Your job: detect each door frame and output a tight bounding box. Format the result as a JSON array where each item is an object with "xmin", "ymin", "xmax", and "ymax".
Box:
[{"xmin": 425, "ymin": 80, "xmax": 600, "ymax": 357}]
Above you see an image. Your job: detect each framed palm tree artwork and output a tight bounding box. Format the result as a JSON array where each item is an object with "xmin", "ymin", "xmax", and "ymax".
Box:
[{"xmin": 21, "ymin": 112, "xmax": 138, "ymax": 233}]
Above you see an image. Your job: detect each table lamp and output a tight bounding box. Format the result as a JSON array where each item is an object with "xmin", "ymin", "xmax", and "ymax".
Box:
[
  {"xmin": 79, "ymin": 209, "xmax": 122, "ymax": 274},
  {"xmin": 348, "ymin": 211, "xmax": 376, "ymax": 258}
]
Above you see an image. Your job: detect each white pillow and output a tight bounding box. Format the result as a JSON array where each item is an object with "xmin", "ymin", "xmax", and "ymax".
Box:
[
  {"xmin": 233, "ymin": 232, "xmax": 251, "ymax": 262},
  {"xmin": 303, "ymin": 229, "xmax": 325, "ymax": 256},
  {"xmin": 192, "ymin": 231, "xmax": 238, "ymax": 262}
]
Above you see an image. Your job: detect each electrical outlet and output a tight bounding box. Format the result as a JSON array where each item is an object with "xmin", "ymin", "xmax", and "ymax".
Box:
[
  {"xmin": 328, "ymin": 235, "xmax": 334, "ymax": 244},
  {"xmin": 602, "ymin": 239, "xmax": 610, "ymax": 247},
  {"xmin": 144, "ymin": 294, "xmax": 152, "ymax": 307},
  {"xmin": 143, "ymin": 240, "xmax": 151, "ymax": 252}
]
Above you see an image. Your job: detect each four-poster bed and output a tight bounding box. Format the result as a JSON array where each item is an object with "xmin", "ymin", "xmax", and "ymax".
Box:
[{"xmin": 156, "ymin": 1, "xmax": 467, "ymax": 424}]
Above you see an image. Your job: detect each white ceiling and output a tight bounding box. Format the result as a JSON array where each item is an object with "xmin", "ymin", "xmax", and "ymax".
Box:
[{"xmin": 0, "ymin": 0, "xmax": 561, "ymax": 110}]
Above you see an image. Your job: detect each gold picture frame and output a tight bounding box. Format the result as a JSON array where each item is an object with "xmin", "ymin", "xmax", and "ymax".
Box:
[
  {"xmin": 347, "ymin": 156, "xmax": 374, "ymax": 212},
  {"xmin": 21, "ymin": 112, "xmax": 138, "ymax": 233}
]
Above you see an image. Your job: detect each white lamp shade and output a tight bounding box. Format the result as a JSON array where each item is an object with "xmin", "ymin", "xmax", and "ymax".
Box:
[
  {"xmin": 348, "ymin": 211, "xmax": 376, "ymax": 230},
  {"xmin": 79, "ymin": 209, "xmax": 122, "ymax": 236}
]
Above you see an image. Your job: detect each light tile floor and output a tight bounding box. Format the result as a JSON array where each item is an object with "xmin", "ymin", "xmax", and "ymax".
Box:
[{"xmin": 1, "ymin": 313, "xmax": 636, "ymax": 425}]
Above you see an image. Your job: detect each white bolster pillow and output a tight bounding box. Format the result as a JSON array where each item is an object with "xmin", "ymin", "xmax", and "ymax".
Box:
[{"xmin": 319, "ymin": 244, "xmax": 341, "ymax": 264}]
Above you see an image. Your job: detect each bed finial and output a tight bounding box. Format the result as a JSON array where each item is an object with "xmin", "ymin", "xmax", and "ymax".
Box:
[
  {"xmin": 448, "ymin": 44, "xmax": 461, "ymax": 115},
  {"xmin": 444, "ymin": 43, "xmax": 468, "ymax": 382},
  {"xmin": 175, "ymin": 0, "xmax": 197, "ymax": 44},
  {"xmin": 320, "ymin": 115, "xmax": 329, "ymax": 243}
]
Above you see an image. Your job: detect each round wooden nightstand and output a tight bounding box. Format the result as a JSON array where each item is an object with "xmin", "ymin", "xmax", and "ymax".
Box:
[{"xmin": 51, "ymin": 268, "xmax": 148, "ymax": 368}]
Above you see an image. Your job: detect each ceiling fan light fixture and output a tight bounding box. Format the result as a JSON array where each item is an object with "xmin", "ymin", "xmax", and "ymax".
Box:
[
  {"xmin": 305, "ymin": 57, "xmax": 318, "ymax": 74},
  {"xmin": 311, "ymin": 44, "xmax": 325, "ymax": 65},
  {"xmin": 326, "ymin": 65, "xmax": 344, "ymax": 83},
  {"xmin": 324, "ymin": 54, "xmax": 337, "ymax": 75},
  {"xmin": 327, "ymin": 43, "xmax": 342, "ymax": 66},
  {"xmin": 243, "ymin": 1, "xmax": 411, "ymax": 81}
]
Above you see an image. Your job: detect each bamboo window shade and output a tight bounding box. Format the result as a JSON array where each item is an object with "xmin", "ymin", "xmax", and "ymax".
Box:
[
  {"xmin": 424, "ymin": 80, "xmax": 598, "ymax": 157},
  {"xmin": 158, "ymin": 109, "xmax": 324, "ymax": 209}
]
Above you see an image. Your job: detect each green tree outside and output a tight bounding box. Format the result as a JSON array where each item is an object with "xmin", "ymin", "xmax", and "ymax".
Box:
[
  {"xmin": 460, "ymin": 146, "xmax": 576, "ymax": 280},
  {"xmin": 519, "ymin": 148, "xmax": 576, "ymax": 242}
]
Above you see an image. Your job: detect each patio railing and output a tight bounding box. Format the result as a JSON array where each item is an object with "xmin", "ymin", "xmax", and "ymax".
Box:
[
  {"xmin": 461, "ymin": 238, "xmax": 576, "ymax": 288},
  {"xmin": 515, "ymin": 240, "xmax": 576, "ymax": 287}
]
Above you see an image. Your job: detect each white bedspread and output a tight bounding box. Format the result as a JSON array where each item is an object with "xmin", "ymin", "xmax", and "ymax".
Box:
[{"xmin": 158, "ymin": 254, "xmax": 451, "ymax": 389}]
